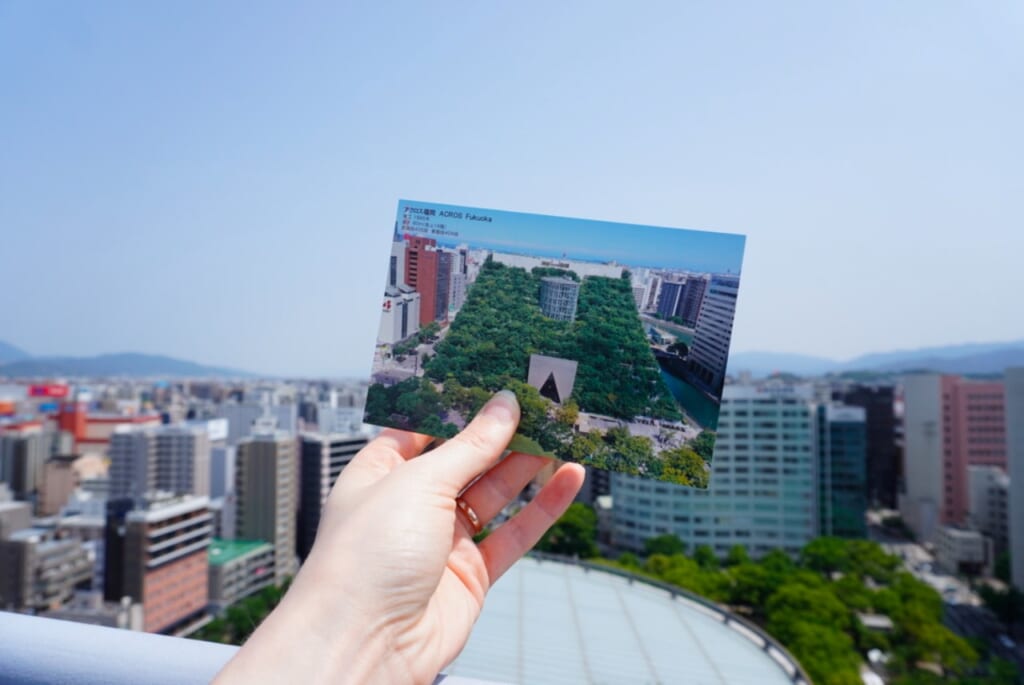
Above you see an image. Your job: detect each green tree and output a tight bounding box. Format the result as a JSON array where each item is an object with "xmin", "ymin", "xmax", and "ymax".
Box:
[
  {"xmin": 691, "ymin": 430, "xmax": 716, "ymax": 462},
  {"xmin": 660, "ymin": 445, "xmax": 708, "ymax": 487},
  {"xmin": 644, "ymin": 534, "xmax": 685, "ymax": 557},
  {"xmin": 535, "ymin": 503, "xmax": 599, "ymax": 558}
]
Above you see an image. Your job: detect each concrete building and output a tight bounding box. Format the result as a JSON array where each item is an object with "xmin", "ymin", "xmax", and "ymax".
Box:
[
  {"xmin": 688, "ymin": 274, "xmax": 740, "ymax": 395},
  {"xmin": 207, "ymin": 538, "xmax": 275, "ymax": 611},
  {"xmin": 818, "ymin": 405, "xmax": 867, "ymax": 538},
  {"xmin": 388, "ymin": 239, "xmax": 406, "ymax": 289},
  {"xmin": 1006, "ymin": 367, "xmax": 1024, "ymax": 589},
  {"xmin": 297, "ymin": 433, "xmax": 370, "ymax": 560},
  {"xmin": 934, "ymin": 525, "xmax": 990, "ymax": 576},
  {"xmin": 526, "ymin": 354, "xmax": 578, "ymax": 405},
  {"xmin": 43, "ymin": 591, "xmax": 144, "ymax": 630},
  {"xmin": 612, "ymin": 384, "xmax": 818, "ymax": 558},
  {"xmin": 109, "ymin": 424, "xmax": 211, "ymax": 503},
  {"xmin": 967, "ymin": 465, "xmax": 1009, "ymax": 556},
  {"xmin": 656, "ymin": 280, "xmax": 685, "ymax": 320},
  {"xmin": 404, "ymin": 235, "xmax": 440, "ymax": 325},
  {"xmin": 217, "ymin": 400, "xmax": 298, "ymax": 446},
  {"xmin": 900, "ymin": 374, "xmax": 1006, "ymax": 542},
  {"xmin": 0, "ymin": 425, "xmax": 50, "ymax": 508},
  {"xmin": 678, "ymin": 276, "xmax": 708, "ymax": 327},
  {"xmin": 39, "ymin": 454, "xmax": 79, "ymax": 516},
  {"xmin": 837, "ymin": 384, "xmax": 900, "ymax": 508},
  {"xmin": 539, "ymin": 276, "xmax": 580, "ymax": 322},
  {"xmin": 0, "ymin": 527, "xmax": 92, "ymax": 611},
  {"xmin": 236, "ymin": 433, "xmax": 297, "ymax": 583},
  {"xmin": 0, "ymin": 500, "xmax": 32, "ymax": 539},
  {"xmin": 377, "ymin": 285, "xmax": 421, "ymax": 345},
  {"xmin": 104, "ymin": 493, "xmax": 212, "ymax": 633},
  {"xmin": 645, "ymin": 275, "xmax": 662, "ymax": 311}
]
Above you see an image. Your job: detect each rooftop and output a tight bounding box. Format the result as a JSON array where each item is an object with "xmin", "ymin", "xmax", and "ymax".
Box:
[
  {"xmin": 208, "ymin": 538, "xmax": 271, "ymax": 566},
  {"xmin": 447, "ymin": 556, "xmax": 807, "ymax": 684}
]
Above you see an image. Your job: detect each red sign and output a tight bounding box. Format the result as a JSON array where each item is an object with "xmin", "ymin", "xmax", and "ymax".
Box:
[{"xmin": 29, "ymin": 384, "xmax": 69, "ymax": 399}]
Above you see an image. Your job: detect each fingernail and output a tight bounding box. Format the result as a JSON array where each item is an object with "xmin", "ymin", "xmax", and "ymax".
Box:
[{"xmin": 483, "ymin": 390, "xmax": 519, "ymax": 423}]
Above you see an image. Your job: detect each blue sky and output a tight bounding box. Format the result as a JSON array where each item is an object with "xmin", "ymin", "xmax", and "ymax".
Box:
[
  {"xmin": 397, "ymin": 200, "xmax": 745, "ymax": 274},
  {"xmin": 1, "ymin": 2, "xmax": 1022, "ymax": 377}
]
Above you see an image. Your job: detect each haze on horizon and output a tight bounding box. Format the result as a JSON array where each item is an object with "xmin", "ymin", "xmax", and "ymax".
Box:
[{"xmin": 1, "ymin": 3, "xmax": 1022, "ymax": 378}]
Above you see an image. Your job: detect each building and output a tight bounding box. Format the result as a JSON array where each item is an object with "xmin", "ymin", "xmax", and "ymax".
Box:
[
  {"xmin": 0, "ymin": 500, "xmax": 32, "ymax": 539},
  {"xmin": 207, "ymin": 539, "xmax": 275, "ymax": 611},
  {"xmin": 900, "ymin": 374, "xmax": 1006, "ymax": 542},
  {"xmin": 43, "ymin": 591, "xmax": 144, "ymax": 630},
  {"xmin": 490, "ymin": 251, "xmax": 624, "ymax": 279},
  {"xmin": 645, "ymin": 275, "xmax": 662, "ymax": 311},
  {"xmin": 934, "ymin": 525, "xmax": 991, "ymax": 576},
  {"xmin": 538, "ymin": 276, "xmax": 580, "ymax": 322},
  {"xmin": 0, "ymin": 527, "xmax": 92, "ymax": 611},
  {"xmin": 388, "ymin": 239, "xmax": 406, "ymax": 288},
  {"xmin": 217, "ymin": 401, "xmax": 298, "ymax": 446},
  {"xmin": 818, "ymin": 405, "xmax": 867, "ymax": 538},
  {"xmin": 688, "ymin": 274, "xmax": 740, "ymax": 395},
  {"xmin": 39, "ymin": 454, "xmax": 79, "ymax": 516},
  {"xmin": 526, "ymin": 354, "xmax": 578, "ymax": 405},
  {"xmin": 837, "ymin": 384, "xmax": 900, "ymax": 508},
  {"xmin": 678, "ymin": 276, "xmax": 708, "ymax": 327},
  {"xmin": 0, "ymin": 426, "xmax": 50, "ymax": 509},
  {"xmin": 967, "ymin": 465, "xmax": 1009, "ymax": 556},
  {"xmin": 404, "ymin": 235, "xmax": 439, "ymax": 325},
  {"xmin": 108, "ymin": 424, "xmax": 211, "ymax": 503},
  {"xmin": 377, "ymin": 285, "xmax": 421, "ymax": 345},
  {"xmin": 1005, "ymin": 367, "xmax": 1024, "ymax": 589},
  {"xmin": 69, "ymin": 411, "xmax": 162, "ymax": 456},
  {"xmin": 611, "ymin": 384, "xmax": 818, "ymax": 558},
  {"xmin": 435, "ymin": 249, "xmax": 453, "ymax": 321},
  {"xmin": 104, "ymin": 493, "xmax": 212, "ymax": 633},
  {"xmin": 656, "ymin": 279, "xmax": 685, "ymax": 320},
  {"xmin": 297, "ymin": 433, "xmax": 369, "ymax": 560},
  {"xmin": 236, "ymin": 433, "xmax": 297, "ymax": 583}
]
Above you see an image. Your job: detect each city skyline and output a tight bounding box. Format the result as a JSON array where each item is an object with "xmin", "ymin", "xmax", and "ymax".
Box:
[{"xmin": 1, "ymin": 3, "xmax": 1022, "ymax": 377}]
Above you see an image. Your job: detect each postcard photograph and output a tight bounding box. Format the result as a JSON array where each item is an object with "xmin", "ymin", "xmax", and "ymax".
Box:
[{"xmin": 365, "ymin": 200, "xmax": 746, "ymax": 487}]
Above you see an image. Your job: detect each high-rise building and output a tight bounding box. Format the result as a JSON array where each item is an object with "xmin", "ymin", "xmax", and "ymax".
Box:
[
  {"xmin": 688, "ymin": 275, "xmax": 740, "ymax": 395},
  {"xmin": 103, "ymin": 493, "xmax": 212, "ymax": 633},
  {"xmin": 678, "ymin": 276, "xmax": 708, "ymax": 327},
  {"xmin": 0, "ymin": 528, "xmax": 92, "ymax": 611},
  {"xmin": 217, "ymin": 401, "xmax": 298, "ymax": 446},
  {"xmin": 0, "ymin": 426, "xmax": 50, "ymax": 508},
  {"xmin": 539, "ymin": 277, "xmax": 580, "ymax": 322},
  {"xmin": 108, "ymin": 424, "xmax": 211, "ymax": 503},
  {"xmin": 656, "ymin": 280, "xmax": 685, "ymax": 320},
  {"xmin": 900, "ymin": 374, "xmax": 1006, "ymax": 542},
  {"xmin": 837, "ymin": 384, "xmax": 900, "ymax": 508},
  {"xmin": 611, "ymin": 385, "xmax": 818, "ymax": 558},
  {"xmin": 297, "ymin": 433, "xmax": 370, "ymax": 560},
  {"xmin": 817, "ymin": 405, "xmax": 867, "ymax": 538},
  {"xmin": 1005, "ymin": 367, "xmax": 1024, "ymax": 589},
  {"xmin": 436, "ymin": 250, "xmax": 453, "ymax": 322},
  {"xmin": 207, "ymin": 538, "xmax": 275, "ymax": 611},
  {"xmin": 645, "ymin": 275, "xmax": 662, "ymax": 311},
  {"xmin": 236, "ymin": 433, "xmax": 297, "ymax": 583},
  {"xmin": 39, "ymin": 454, "xmax": 79, "ymax": 516},
  {"xmin": 404, "ymin": 236, "xmax": 439, "ymax": 325},
  {"xmin": 967, "ymin": 465, "xmax": 1009, "ymax": 556},
  {"xmin": 388, "ymin": 239, "xmax": 406, "ymax": 289}
]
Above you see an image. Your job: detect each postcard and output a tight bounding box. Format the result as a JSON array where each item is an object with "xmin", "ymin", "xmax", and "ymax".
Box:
[{"xmin": 364, "ymin": 200, "xmax": 746, "ymax": 487}]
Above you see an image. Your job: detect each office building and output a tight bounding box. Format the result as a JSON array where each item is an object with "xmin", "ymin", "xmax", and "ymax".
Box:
[
  {"xmin": 656, "ymin": 280, "xmax": 685, "ymax": 320},
  {"xmin": 837, "ymin": 384, "xmax": 900, "ymax": 508},
  {"xmin": 0, "ymin": 527, "xmax": 92, "ymax": 611},
  {"xmin": 0, "ymin": 500, "xmax": 32, "ymax": 539},
  {"xmin": 688, "ymin": 275, "xmax": 740, "ymax": 395},
  {"xmin": 378, "ymin": 285, "xmax": 421, "ymax": 345},
  {"xmin": 108, "ymin": 424, "xmax": 211, "ymax": 503},
  {"xmin": 678, "ymin": 276, "xmax": 708, "ymax": 327},
  {"xmin": 218, "ymin": 400, "xmax": 298, "ymax": 446},
  {"xmin": 236, "ymin": 433, "xmax": 297, "ymax": 583},
  {"xmin": 612, "ymin": 385, "xmax": 818, "ymax": 558},
  {"xmin": 1005, "ymin": 367, "xmax": 1024, "ymax": 589},
  {"xmin": 645, "ymin": 275, "xmax": 662, "ymax": 311},
  {"xmin": 967, "ymin": 465, "xmax": 1009, "ymax": 556},
  {"xmin": 539, "ymin": 277, "xmax": 580, "ymax": 322},
  {"xmin": 900, "ymin": 374, "xmax": 1006, "ymax": 542},
  {"xmin": 0, "ymin": 425, "xmax": 50, "ymax": 508},
  {"xmin": 388, "ymin": 239, "xmax": 406, "ymax": 288},
  {"xmin": 43, "ymin": 591, "xmax": 144, "ymax": 630},
  {"xmin": 934, "ymin": 525, "xmax": 990, "ymax": 576},
  {"xmin": 39, "ymin": 454, "xmax": 79, "ymax": 516},
  {"xmin": 404, "ymin": 236, "xmax": 439, "ymax": 325},
  {"xmin": 298, "ymin": 432, "xmax": 369, "ymax": 560},
  {"xmin": 208, "ymin": 538, "xmax": 275, "ymax": 611},
  {"xmin": 818, "ymin": 405, "xmax": 867, "ymax": 538},
  {"xmin": 104, "ymin": 493, "xmax": 212, "ymax": 633},
  {"xmin": 436, "ymin": 250, "xmax": 453, "ymax": 321}
]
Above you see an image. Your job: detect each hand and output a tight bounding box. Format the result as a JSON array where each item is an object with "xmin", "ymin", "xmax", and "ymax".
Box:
[{"xmin": 214, "ymin": 390, "xmax": 585, "ymax": 684}]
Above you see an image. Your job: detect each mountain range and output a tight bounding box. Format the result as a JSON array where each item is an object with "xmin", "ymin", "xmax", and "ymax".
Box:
[
  {"xmin": 0, "ymin": 345, "xmax": 252, "ymax": 379},
  {"xmin": 1, "ymin": 338, "xmax": 1023, "ymax": 380},
  {"xmin": 729, "ymin": 340, "xmax": 1024, "ymax": 378}
]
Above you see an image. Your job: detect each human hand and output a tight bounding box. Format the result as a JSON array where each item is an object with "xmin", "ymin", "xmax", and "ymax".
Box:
[{"xmin": 214, "ymin": 390, "xmax": 585, "ymax": 684}]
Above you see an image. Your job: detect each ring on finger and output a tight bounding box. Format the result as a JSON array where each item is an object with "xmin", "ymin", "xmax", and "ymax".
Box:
[{"xmin": 455, "ymin": 496, "xmax": 483, "ymax": 535}]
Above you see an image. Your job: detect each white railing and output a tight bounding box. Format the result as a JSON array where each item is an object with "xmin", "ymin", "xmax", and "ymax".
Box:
[{"xmin": 0, "ymin": 611, "xmax": 503, "ymax": 685}]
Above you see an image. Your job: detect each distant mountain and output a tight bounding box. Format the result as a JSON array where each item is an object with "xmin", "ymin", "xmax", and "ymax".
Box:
[
  {"xmin": 729, "ymin": 339, "xmax": 1024, "ymax": 377},
  {"xmin": 0, "ymin": 353, "xmax": 254, "ymax": 379},
  {"xmin": 0, "ymin": 340, "xmax": 30, "ymax": 365}
]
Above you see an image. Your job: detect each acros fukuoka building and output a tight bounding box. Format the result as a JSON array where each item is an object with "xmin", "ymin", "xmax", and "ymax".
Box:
[{"xmin": 539, "ymin": 276, "xmax": 580, "ymax": 322}]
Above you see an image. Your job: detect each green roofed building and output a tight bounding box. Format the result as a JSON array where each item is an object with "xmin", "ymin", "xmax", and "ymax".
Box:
[{"xmin": 207, "ymin": 539, "xmax": 275, "ymax": 611}]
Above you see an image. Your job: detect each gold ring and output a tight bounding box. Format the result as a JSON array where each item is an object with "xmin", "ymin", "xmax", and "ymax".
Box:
[{"xmin": 455, "ymin": 497, "xmax": 483, "ymax": 535}]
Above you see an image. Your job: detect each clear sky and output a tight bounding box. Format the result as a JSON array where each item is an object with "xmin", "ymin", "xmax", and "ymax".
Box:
[
  {"xmin": 397, "ymin": 199, "xmax": 745, "ymax": 273},
  {"xmin": 1, "ymin": 2, "xmax": 1022, "ymax": 377}
]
